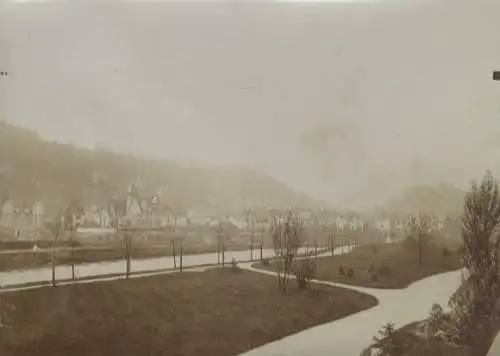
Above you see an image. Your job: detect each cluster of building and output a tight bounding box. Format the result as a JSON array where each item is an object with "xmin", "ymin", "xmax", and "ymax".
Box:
[
  {"xmin": 0, "ymin": 179, "xmax": 457, "ymax": 242},
  {"xmin": 0, "ymin": 199, "xmax": 46, "ymax": 238}
]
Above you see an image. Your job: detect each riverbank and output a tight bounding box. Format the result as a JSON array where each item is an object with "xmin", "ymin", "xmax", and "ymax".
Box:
[
  {"xmin": 0, "ymin": 267, "xmax": 377, "ymax": 356},
  {"xmin": 254, "ymin": 241, "xmax": 462, "ymax": 289}
]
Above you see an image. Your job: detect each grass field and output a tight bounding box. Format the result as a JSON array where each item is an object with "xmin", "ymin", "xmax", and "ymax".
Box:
[
  {"xmin": 255, "ymin": 240, "xmax": 463, "ymax": 289},
  {"xmin": 0, "ymin": 268, "xmax": 377, "ymax": 356}
]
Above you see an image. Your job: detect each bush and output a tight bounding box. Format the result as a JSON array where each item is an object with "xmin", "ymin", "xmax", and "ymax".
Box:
[
  {"xmin": 338, "ymin": 265, "xmax": 345, "ymax": 275},
  {"xmin": 262, "ymin": 258, "xmax": 270, "ymax": 266},
  {"xmin": 347, "ymin": 267, "xmax": 355, "ymax": 278},
  {"xmin": 231, "ymin": 258, "xmax": 242, "ymax": 273},
  {"xmin": 373, "ymin": 245, "xmax": 379, "ymax": 254},
  {"xmin": 293, "ymin": 258, "xmax": 317, "ymax": 290},
  {"xmin": 368, "ymin": 264, "xmax": 376, "ymax": 274},
  {"xmin": 378, "ymin": 264, "xmax": 392, "ymax": 277},
  {"xmin": 370, "ymin": 273, "xmax": 379, "ymax": 282},
  {"xmin": 424, "ymin": 303, "xmax": 448, "ymax": 336},
  {"xmin": 371, "ymin": 322, "xmax": 414, "ymax": 356},
  {"xmin": 442, "ymin": 247, "xmax": 450, "ymax": 258}
]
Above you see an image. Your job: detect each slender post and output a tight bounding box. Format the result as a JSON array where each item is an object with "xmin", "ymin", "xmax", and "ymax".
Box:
[
  {"xmin": 314, "ymin": 241, "xmax": 318, "ymax": 258},
  {"xmin": 222, "ymin": 234, "xmax": 225, "ymax": 267},
  {"xmin": 250, "ymin": 235, "xmax": 253, "ymax": 261},
  {"xmin": 306, "ymin": 242, "xmax": 309, "ymax": 256},
  {"xmin": 217, "ymin": 231, "xmax": 220, "ymax": 265},
  {"xmin": 418, "ymin": 231, "xmax": 423, "ymax": 266},
  {"xmin": 180, "ymin": 239, "xmax": 183, "ymax": 272},
  {"xmin": 341, "ymin": 239, "xmax": 344, "ymax": 256},
  {"xmin": 330, "ymin": 232, "xmax": 334, "ymax": 256},
  {"xmin": 172, "ymin": 239, "xmax": 177, "ymax": 268},
  {"xmin": 71, "ymin": 228, "xmax": 75, "ymax": 281},
  {"xmin": 125, "ymin": 228, "xmax": 131, "ymax": 279},
  {"xmin": 51, "ymin": 248, "xmax": 56, "ymax": 287},
  {"xmin": 260, "ymin": 229, "xmax": 264, "ymax": 260}
]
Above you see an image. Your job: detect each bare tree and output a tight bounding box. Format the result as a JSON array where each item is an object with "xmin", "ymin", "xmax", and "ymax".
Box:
[
  {"xmin": 119, "ymin": 219, "xmax": 142, "ymax": 279},
  {"xmin": 46, "ymin": 214, "xmax": 63, "ymax": 287},
  {"xmin": 405, "ymin": 213, "xmax": 432, "ymax": 265},
  {"xmin": 452, "ymin": 171, "xmax": 500, "ymax": 345},
  {"xmin": 167, "ymin": 215, "xmax": 178, "ymax": 268},
  {"xmin": 270, "ymin": 210, "xmax": 303, "ymax": 294}
]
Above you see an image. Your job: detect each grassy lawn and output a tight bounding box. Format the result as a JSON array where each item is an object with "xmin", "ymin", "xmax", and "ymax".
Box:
[
  {"xmin": 0, "ymin": 268, "xmax": 377, "ymax": 356},
  {"xmin": 0, "ymin": 245, "xmax": 257, "ymax": 272},
  {"xmin": 0, "ymin": 242, "xmax": 334, "ymax": 272},
  {"xmin": 255, "ymin": 241, "xmax": 463, "ymax": 289}
]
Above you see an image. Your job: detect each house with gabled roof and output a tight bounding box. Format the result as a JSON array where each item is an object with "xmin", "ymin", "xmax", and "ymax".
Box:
[{"xmin": 110, "ymin": 182, "xmax": 177, "ymax": 229}]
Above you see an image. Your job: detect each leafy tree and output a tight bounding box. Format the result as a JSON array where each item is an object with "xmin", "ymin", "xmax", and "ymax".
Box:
[
  {"xmin": 451, "ymin": 171, "xmax": 500, "ymax": 346},
  {"xmin": 372, "ymin": 322, "xmax": 408, "ymax": 356}
]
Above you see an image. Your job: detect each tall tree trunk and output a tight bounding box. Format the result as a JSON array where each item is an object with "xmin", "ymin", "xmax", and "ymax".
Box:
[
  {"xmin": 71, "ymin": 230, "xmax": 75, "ymax": 281},
  {"xmin": 172, "ymin": 239, "xmax": 177, "ymax": 268},
  {"xmin": 180, "ymin": 239, "xmax": 183, "ymax": 272},
  {"xmin": 419, "ymin": 232, "xmax": 423, "ymax": 266},
  {"xmin": 51, "ymin": 233, "xmax": 58, "ymax": 287}
]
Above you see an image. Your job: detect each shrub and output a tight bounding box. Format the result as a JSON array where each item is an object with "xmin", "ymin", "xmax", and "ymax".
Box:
[
  {"xmin": 373, "ymin": 245, "xmax": 379, "ymax": 254},
  {"xmin": 347, "ymin": 267, "xmax": 355, "ymax": 278},
  {"xmin": 442, "ymin": 247, "xmax": 450, "ymax": 258},
  {"xmin": 371, "ymin": 322, "xmax": 414, "ymax": 356},
  {"xmin": 338, "ymin": 265, "xmax": 345, "ymax": 275},
  {"xmin": 424, "ymin": 303, "xmax": 447, "ymax": 336},
  {"xmin": 378, "ymin": 264, "xmax": 392, "ymax": 277},
  {"xmin": 293, "ymin": 258, "xmax": 317, "ymax": 290},
  {"xmin": 231, "ymin": 258, "xmax": 242, "ymax": 273},
  {"xmin": 370, "ymin": 273, "xmax": 379, "ymax": 282},
  {"xmin": 262, "ymin": 258, "xmax": 270, "ymax": 266},
  {"xmin": 368, "ymin": 264, "xmax": 376, "ymax": 274}
]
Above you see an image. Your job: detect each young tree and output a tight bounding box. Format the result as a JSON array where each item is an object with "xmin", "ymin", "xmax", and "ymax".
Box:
[
  {"xmin": 270, "ymin": 210, "xmax": 303, "ymax": 294},
  {"xmin": 405, "ymin": 213, "xmax": 432, "ymax": 265},
  {"xmin": 46, "ymin": 214, "xmax": 63, "ymax": 287},
  {"xmin": 119, "ymin": 219, "xmax": 142, "ymax": 279},
  {"xmin": 371, "ymin": 322, "xmax": 410, "ymax": 356},
  {"xmin": 452, "ymin": 171, "xmax": 500, "ymax": 346}
]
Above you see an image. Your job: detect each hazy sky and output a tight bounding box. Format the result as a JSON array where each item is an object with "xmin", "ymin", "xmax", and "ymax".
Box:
[{"xmin": 1, "ymin": 0, "xmax": 500, "ymax": 210}]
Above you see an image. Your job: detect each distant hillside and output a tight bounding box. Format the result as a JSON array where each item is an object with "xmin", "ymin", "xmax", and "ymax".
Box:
[
  {"xmin": 0, "ymin": 122, "xmax": 328, "ymax": 215},
  {"xmin": 374, "ymin": 184, "xmax": 466, "ymax": 219}
]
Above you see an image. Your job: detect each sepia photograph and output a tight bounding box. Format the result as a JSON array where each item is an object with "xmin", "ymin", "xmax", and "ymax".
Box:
[{"xmin": 0, "ymin": 0, "xmax": 499, "ymax": 355}]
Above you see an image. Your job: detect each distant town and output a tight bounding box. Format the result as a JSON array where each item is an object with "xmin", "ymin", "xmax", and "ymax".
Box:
[{"xmin": 0, "ymin": 177, "xmax": 458, "ymax": 246}]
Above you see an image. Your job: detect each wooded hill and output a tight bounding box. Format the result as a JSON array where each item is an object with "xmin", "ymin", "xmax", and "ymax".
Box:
[{"xmin": 0, "ymin": 122, "xmax": 328, "ymax": 216}]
